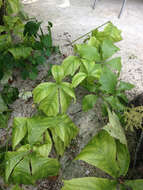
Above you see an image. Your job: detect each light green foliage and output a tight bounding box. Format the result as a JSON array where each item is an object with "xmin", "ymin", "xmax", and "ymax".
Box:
[
  {"xmin": 124, "ymin": 106, "xmax": 143, "ymax": 131},
  {"xmin": 125, "ymin": 179, "xmax": 143, "ymax": 190},
  {"xmin": 62, "ymin": 178, "xmax": 117, "ymax": 190},
  {"xmin": 82, "ymin": 94, "xmax": 98, "ymax": 111}
]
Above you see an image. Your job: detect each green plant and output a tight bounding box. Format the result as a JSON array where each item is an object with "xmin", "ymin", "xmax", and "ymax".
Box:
[
  {"xmin": 61, "ymin": 22, "xmax": 134, "ymax": 117},
  {"xmin": 62, "ymin": 109, "xmax": 143, "ymax": 190},
  {"xmin": 0, "ymin": 0, "xmax": 57, "ymax": 80}
]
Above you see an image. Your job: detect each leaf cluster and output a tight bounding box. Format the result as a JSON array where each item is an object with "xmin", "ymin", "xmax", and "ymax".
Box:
[{"xmin": 0, "ymin": 0, "xmax": 57, "ymax": 80}]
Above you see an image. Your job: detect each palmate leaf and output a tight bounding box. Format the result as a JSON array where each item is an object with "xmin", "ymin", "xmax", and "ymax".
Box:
[
  {"xmin": 76, "ymin": 130, "xmax": 119, "ymax": 178},
  {"xmin": 62, "ymin": 177, "xmax": 117, "ymax": 190},
  {"xmin": 6, "ymin": 148, "xmax": 60, "ymax": 185},
  {"xmin": 103, "ymin": 108, "xmax": 127, "ymax": 146},
  {"xmin": 33, "ymin": 82, "xmax": 75, "ymax": 116},
  {"xmin": 62, "ymin": 56, "xmax": 81, "ymax": 76},
  {"xmin": 49, "ymin": 114, "xmax": 79, "ymax": 155},
  {"xmin": 124, "ymin": 180, "xmax": 143, "ymax": 190},
  {"xmin": 101, "ymin": 39, "xmax": 119, "ymax": 60},
  {"xmin": 75, "ymin": 44, "xmax": 101, "ymax": 62}
]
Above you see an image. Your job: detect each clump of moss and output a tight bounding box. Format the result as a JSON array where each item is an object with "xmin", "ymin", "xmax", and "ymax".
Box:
[{"xmin": 124, "ymin": 106, "xmax": 143, "ymax": 131}]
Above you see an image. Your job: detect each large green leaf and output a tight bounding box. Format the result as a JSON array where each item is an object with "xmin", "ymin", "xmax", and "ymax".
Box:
[
  {"xmin": 105, "ymin": 57, "xmax": 122, "ymax": 73},
  {"xmin": 75, "ymin": 44, "xmax": 101, "ymax": 62},
  {"xmin": 82, "ymin": 94, "xmax": 98, "ymax": 111},
  {"xmin": 124, "ymin": 179, "xmax": 143, "ymax": 190},
  {"xmin": 50, "ymin": 114, "xmax": 79, "ymax": 155},
  {"xmin": 62, "ymin": 56, "xmax": 81, "ymax": 76},
  {"xmin": 62, "ymin": 177, "xmax": 117, "ymax": 190},
  {"xmin": 76, "ymin": 130, "xmax": 119, "ymax": 178},
  {"xmin": 33, "ymin": 82, "xmax": 75, "ymax": 116},
  {"xmin": 12, "ymin": 117, "xmax": 27, "ymax": 150},
  {"xmin": 5, "ymin": 151, "xmax": 28, "ymax": 182},
  {"xmin": 99, "ymin": 68, "xmax": 117, "ymax": 94},
  {"xmin": 52, "ymin": 65, "xmax": 64, "ymax": 83},
  {"xmin": 101, "ymin": 40, "xmax": 119, "ymax": 60},
  {"xmin": 31, "ymin": 153, "xmax": 60, "ymax": 181},
  {"xmin": 8, "ymin": 47, "xmax": 33, "ymax": 59},
  {"xmin": 118, "ymin": 81, "xmax": 135, "ymax": 91},
  {"xmin": 10, "ymin": 155, "xmax": 33, "ymax": 185},
  {"xmin": 0, "ymin": 94, "xmax": 8, "ymax": 113},
  {"xmin": 103, "ymin": 109, "xmax": 127, "ymax": 146},
  {"xmin": 116, "ymin": 141, "xmax": 130, "ymax": 177},
  {"xmin": 72, "ymin": 72, "xmax": 87, "ymax": 88}
]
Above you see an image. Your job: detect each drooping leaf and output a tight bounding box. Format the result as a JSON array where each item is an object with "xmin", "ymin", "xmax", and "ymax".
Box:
[
  {"xmin": 31, "ymin": 153, "xmax": 60, "ymax": 181},
  {"xmin": 12, "ymin": 117, "xmax": 27, "ymax": 150},
  {"xmin": 8, "ymin": 47, "xmax": 33, "ymax": 59},
  {"xmin": 62, "ymin": 56, "xmax": 81, "ymax": 76},
  {"xmin": 72, "ymin": 72, "xmax": 87, "ymax": 88},
  {"xmin": 5, "ymin": 151, "xmax": 28, "ymax": 182},
  {"xmin": 101, "ymin": 39, "xmax": 119, "ymax": 60},
  {"xmin": 99, "ymin": 68, "xmax": 117, "ymax": 94},
  {"xmin": 62, "ymin": 177, "xmax": 117, "ymax": 190},
  {"xmin": 82, "ymin": 94, "xmax": 98, "ymax": 111},
  {"xmin": 104, "ymin": 109, "xmax": 127, "ymax": 146},
  {"xmin": 50, "ymin": 114, "xmax": 79, "ymax": 155},
  {"xmin": 75, "ymin": 44, "xmax": 101, "ymax": 62},
  {"xmin": 76, "ymin": 130, "xmax": 119, "ymax": 178},
  {"xmin": 118, "ymin": 81, "xmax": 135, "ymax": 91},
  {"xmin": 52, "ymin": 65, "xmax": 64, "ymax": 83},
  {"xmin": 116, "ymin": 141, "xmax": 130, "ymax": 177},
  {"xmin": 105, "ymin": 57, "xmax": 122, "ymax": 72},
  {"xmin": 124, "ymin": 179, "xmax": 143, "ymax": 190}
]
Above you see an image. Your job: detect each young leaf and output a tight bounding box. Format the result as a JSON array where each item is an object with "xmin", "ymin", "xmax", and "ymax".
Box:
[
  {"xmin": 76, "ymin": 130, "xmax": 119, "ymax": 178},
  {"xmin": 101, "ymin": 40, "xmax": 119, "ymax": 60},
  {"xmin": 124, "ymin": 179, "xmax": 143, "ymax": 190},
  {"xmin": 75, "ymin": 44, "xmax": 101, "ymax": 62},
  {"xmin": 52, "ymin": 65, "xmax": 64, "ymax": 83},
  {"xmin": 72, "ymin": 72, "xmax": 87, "ymax": 88},
  {"xmin": 12, "ymin": 117, "xmax": 27, "ymax": 150},
  {"xmin": 62, "ymin": 177, "xmax": 117, "ymax": 190},
  {"xmin": 118, "ymin": 81, "xmax": 135, "ymax": 91},
  {"xmin": 103, "ymin": 109, "xmax": 127, "ymax": 146},
  {"xmin": 62, "ymin": 56, "xmax": 81, "ymax": 76},
  {"xmin": 8, "ymin": 47, "xmax": 33, "ymax": 59},
  {"xmin": 82, "ymin": 94, "xmax": 98, "ymax": 111},
  {"xmin": 116, "ymin": 141, "xmax": 130, "ymax": 177},
  {"xmin": 99, "ymin": 68, "xmax": 117, "ymax": 94}
]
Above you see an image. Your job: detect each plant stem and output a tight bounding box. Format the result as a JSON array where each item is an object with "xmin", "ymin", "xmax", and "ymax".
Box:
[{"xmin": 70, "ymin": 21, "xmax": 111, "ymax": 45}]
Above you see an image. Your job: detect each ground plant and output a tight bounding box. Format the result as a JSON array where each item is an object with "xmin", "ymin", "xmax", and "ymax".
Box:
[{"xmin": 0, "ymin": 18, "xmax": 142, "ymax": 190}]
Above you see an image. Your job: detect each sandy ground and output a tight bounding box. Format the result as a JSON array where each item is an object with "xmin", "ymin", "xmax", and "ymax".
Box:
[{"xmin": 23, "ymin": 0, "xmax": 143, "ymax": 98}]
